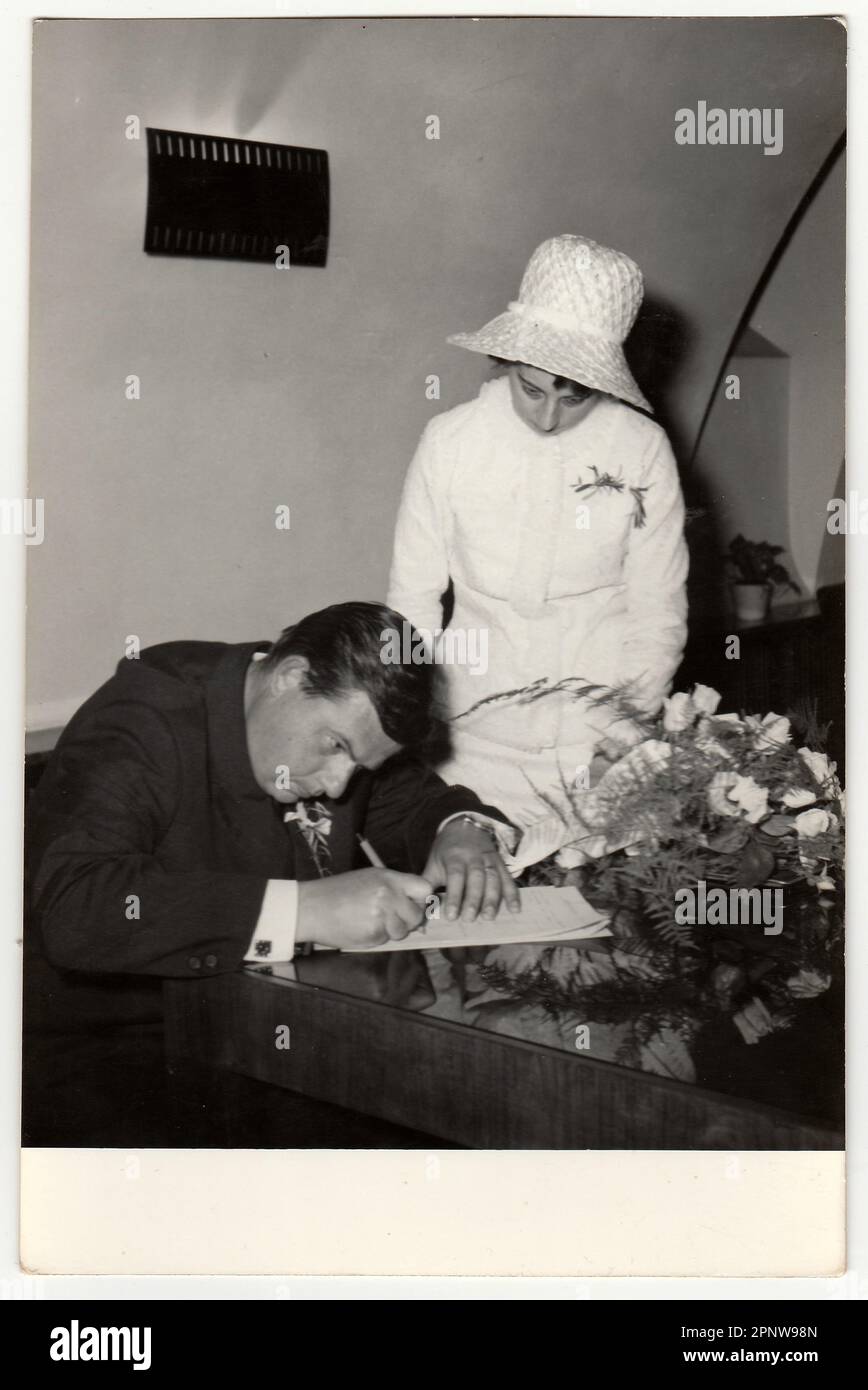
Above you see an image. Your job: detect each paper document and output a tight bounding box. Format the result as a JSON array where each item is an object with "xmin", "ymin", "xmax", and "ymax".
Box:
[{"xmin": 345, "ymin": 886, "xmax": 611, "ymax": 952}]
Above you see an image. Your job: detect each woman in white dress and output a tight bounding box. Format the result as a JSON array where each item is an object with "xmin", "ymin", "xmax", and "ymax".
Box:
[{"xmin": 387, "ymin": 234, "xmax": 689, "ymax": 829}]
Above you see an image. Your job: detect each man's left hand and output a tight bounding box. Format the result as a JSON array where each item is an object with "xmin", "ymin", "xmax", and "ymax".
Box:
[{"xmin": 423, "ymin": 821, "xmax": 521, "ymax": 923}]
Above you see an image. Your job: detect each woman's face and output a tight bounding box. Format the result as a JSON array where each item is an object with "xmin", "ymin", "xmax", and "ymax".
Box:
[{"xmin": 506, "ymin": 363, "xmax": 597, "ymax": 435}]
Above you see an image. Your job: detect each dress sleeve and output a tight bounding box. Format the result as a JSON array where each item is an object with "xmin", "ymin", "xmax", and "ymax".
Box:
[
  {"xmin": 387, "ymin": 420, "xmax": 451, "ymax": 638},
  {"xmin": 615, "ymin": 427, "xmax": 689, "ymax": 713}
]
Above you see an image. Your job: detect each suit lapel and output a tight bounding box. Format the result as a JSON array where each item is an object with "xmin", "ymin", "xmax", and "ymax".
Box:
[
  {"xmin": 322, "ymin": 793, "xmax": 360, "ymax": 874},
  {"xmin": 204, "ymin": 642, "xmax": 298, "ymax": 878}
]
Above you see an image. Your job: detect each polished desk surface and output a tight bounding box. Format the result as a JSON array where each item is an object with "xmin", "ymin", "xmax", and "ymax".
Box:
[{"xmin": 164, "ymin": 934, "xmax": 843, "ymax": 1151}]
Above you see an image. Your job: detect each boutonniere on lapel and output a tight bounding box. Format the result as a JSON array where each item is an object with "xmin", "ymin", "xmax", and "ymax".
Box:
[
  {"xmin": 572, "ymin": 465, "xmax": 650, "ymax": 529},
  {"xmin": 283, "ymin": 799, "xmax": 334, "ymax": 876}
]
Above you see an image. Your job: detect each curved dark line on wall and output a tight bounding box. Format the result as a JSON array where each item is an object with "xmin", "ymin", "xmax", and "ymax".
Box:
[{"xmin": 689, "ymin": 130, "xmax": 846, "ymax": 469}]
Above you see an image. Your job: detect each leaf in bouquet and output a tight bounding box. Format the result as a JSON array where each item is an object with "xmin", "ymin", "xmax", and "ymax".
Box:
[
  {"xmin": 705, "ymin": 822, "xmax": 751, "ymax": 852},
  {"xmin": 760, "ymin": 814, "xmax": 795, "ymax": 837},
  {"xmin": 733, "ymin": 838, "xmax": 777, "ymax": 888},
  {"xmin": 655, "ymin": 918, "xmax": 701, "ymax": 947},
  {"xmin": 785, "ymin": 698, "xmax": 832, "ymax": 754},
  {"xmin": 745, "ymin": 956, "xmax": 779, "ymax": 984},
  {"xmin": 638, "ymin": 1026, "xmax": 697, "ymax": 1083},
  {"xmin": 711, "ymin": 936, "xmax": 746, "ymax": 964}
]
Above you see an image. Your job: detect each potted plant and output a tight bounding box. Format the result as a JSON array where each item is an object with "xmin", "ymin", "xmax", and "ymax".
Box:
[{"xmin": 724, "ymin": 534, "xmax": 800, "ymax": 621}]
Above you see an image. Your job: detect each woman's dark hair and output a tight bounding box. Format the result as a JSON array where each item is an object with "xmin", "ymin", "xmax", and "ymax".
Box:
[
  {"xmin": 262, "ymin": 601, "xmax": 434, "ymax": 748},
  {"xmin": 488, "ymin": 355, "xmax": 592, "ymax": 396}
]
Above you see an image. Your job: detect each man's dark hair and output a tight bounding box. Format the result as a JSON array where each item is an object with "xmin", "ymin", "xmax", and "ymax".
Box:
[{"xmin": 262, "ymin": 601, "xmax": 435, "ymax": 748}]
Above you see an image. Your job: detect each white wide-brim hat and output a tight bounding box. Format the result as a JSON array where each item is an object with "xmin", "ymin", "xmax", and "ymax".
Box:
[{"xmin": 447, "ymin": 233, "xmax": 652, "ymax": 413}]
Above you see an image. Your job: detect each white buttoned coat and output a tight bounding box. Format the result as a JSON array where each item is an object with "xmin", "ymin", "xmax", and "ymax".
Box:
[{"xmin": 387, "ymin": 376, "xmax": 689, "ymax": 820}]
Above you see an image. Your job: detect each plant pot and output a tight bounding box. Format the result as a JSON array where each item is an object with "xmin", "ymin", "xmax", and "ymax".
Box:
[{"xmin": 731, "ymin": 581, "xmax": 771, "ymax": 622}]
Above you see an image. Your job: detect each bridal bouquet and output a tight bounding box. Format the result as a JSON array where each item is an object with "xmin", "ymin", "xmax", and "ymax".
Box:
[{"xmin": 468, "ymin": 680, "xmax": 844, "ymax": 1075}]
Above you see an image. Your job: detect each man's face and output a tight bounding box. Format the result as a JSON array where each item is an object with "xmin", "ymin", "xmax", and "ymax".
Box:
[
  {"xmin": 245, "ymin": 656, "xmax": 402, "ymax": 803},
  {"xmin": 507, "ymin": 362, "xmax": 596, "ymax": 435}
]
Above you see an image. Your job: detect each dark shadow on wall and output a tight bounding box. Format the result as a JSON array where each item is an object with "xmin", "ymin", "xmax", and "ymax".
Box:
[
  {"xmin": 626, "ymin": 293, "xmax": 692, "ymax": 464},
  {"xmin": 817, "ymin": 456, "xmax": 846, "ymax": 591},
  {"xmin": 680, "ymin": 471, "xmax": 728, "ymax": 629},
  {"xmin": 689, "ymin": 132, "xmax": 845, "ymax": 475},
  {"xmin": 626, "ymin": 295, "xmax": 723, "ymax": 625}
]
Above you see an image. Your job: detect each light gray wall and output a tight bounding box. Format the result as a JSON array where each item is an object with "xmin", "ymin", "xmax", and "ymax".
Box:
[
  {"xmin": 750, "ymin": 148, "xmax": 845, "ymax": 593},
  {"xmin": 692, "ymin": 336, "xmax": 791, "ymax": 606},
  {"xmin": 26, "ymin": 16, "xmax": 844, "ymax": 726}
]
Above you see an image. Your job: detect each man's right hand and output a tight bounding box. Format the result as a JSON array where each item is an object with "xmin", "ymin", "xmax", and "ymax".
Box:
[{"xmin": 295, "ymin": 868, "xmax": 434, "ymax": 951}]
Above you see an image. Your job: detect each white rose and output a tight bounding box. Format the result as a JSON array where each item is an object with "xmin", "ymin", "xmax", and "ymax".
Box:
[
  {"xmin": 799, "ymin": 747, "xmax": 836, "ymax": 790},
  {"xmin": 754, "ymin": 713, "xmax": 791, "ymax": 752},
  {"xmin": 708, "ymin": 770, "xmax": 740, "ymax": 817},
  {"xmin": 794, "ymin": 808, "xmax": 831, "ymax": 838},
  {"xmin": 728, "ymin": 774, "xmax": 769, "ymax": 824},
  {"xmin": 785, "ymin": 968, "xmax": 832, "ymax": 1000},
  {"xmin": 662, "ymin": 691, "xmax": 696, "ymax": 732},
  {"xmin": 733, "ymin": 997, "xmax": 781, "ymax": 1045},
  {"xmin": 691, "ymin": 684, "xmax": 722, "ymax": 715},
  {"xmin": 782, "ymin": 787, "xmax": 816, "ymax": 809}
]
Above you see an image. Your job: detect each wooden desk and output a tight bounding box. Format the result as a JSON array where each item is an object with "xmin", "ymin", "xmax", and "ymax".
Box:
[{"xmin": 164, "ymin": 948, "xmax": 842, "ymax": 1150}]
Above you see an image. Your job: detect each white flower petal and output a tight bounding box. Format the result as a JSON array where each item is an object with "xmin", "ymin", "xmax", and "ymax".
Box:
[
  {"xmin": 691, "ymin": 685, "xmax": 722, "ymax": 715},
  {"xmin": 786, "ymin": 968, "xmax": 831, "ymax": 1000},
  {"xmin": 781, "ymin": 787, "xmax": 816, "ymax": 809},
  {"xmin": 662, "ymin": 692, "xmax": 695, "ymax": 732},
  {"xmin": 799, "ymin": 747, "xmax": 836, "ymax": 789},
  {"xmin": 794, "ymin": 808, "xmax": 831, "ymax": 838}
]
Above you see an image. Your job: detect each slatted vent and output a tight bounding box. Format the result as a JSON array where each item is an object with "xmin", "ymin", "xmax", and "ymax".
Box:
[{"xmin": 144, "ymin": 127, "xmax": 329, "ymax": 266}]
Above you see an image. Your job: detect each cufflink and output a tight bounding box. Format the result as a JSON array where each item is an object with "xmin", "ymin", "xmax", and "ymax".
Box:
[{"xmin": 254, "ymin": 940, "xmax": 272, "ymax": 958}]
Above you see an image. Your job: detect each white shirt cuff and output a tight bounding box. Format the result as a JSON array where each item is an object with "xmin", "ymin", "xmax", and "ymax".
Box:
[
  {"xmin": 243, "ymin": 879, "xmax": 299, "ymax": 963},
  {"xmin": 436, "ymin": 811, "xmax": 519, "ymax": 857}
]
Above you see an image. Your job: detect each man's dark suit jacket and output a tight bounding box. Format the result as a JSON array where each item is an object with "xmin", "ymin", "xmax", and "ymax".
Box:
[{"xmin": 25, "ymin": 640, "xmax": 507, "ymax": 1041}]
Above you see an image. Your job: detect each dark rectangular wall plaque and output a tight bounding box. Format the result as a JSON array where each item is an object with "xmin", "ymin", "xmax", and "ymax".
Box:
[{"xmin": 144, "ymin": 127, "xmax": 329, "ymax": 266}]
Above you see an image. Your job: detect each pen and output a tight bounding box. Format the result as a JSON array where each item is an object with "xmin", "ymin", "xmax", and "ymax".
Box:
[
  {"xmin": 357, "ymin": 833, "xmax": 386, "ymax": 868},
  {"xmin": 358, "ymin": 833, "xmax": 433, "ymax": 942}
]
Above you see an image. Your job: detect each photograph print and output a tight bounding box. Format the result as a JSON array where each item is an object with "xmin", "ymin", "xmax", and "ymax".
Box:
[{"xmin": 22, "ymin": 15, "xmax": 845, "ymax": 1155}]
